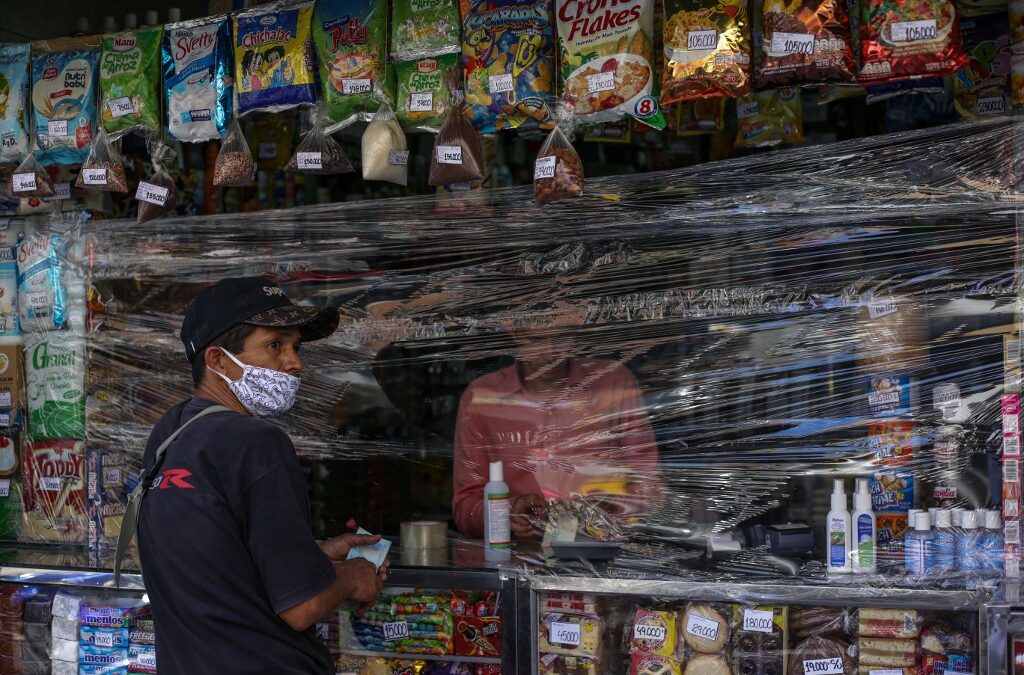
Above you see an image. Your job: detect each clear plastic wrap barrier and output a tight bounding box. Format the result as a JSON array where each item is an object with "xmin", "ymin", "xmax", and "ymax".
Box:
[{"xmin": 2, "ymin": 118, "xmax": 1024, "ymax": 671}]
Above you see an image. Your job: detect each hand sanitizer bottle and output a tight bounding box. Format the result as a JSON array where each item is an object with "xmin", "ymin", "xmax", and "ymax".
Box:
[
  {"xmin": 827, "ymin": 479, "xmax": 851, "ymax": 574},
  {"xmin": 928, "ymin": 508, "xmax": 956, "ymax": 574},
  {"xmin": 484, "ymin": 461, "xmax": 511, "ymax": 561},
  {"xmin": 905, "ymin": 511, "xmax": 932, "ymax": 577},
  {"xmin": 981, "ymin": 509, "xmax": 1004, "ymax": 576},
  {"xmin": 851, "ymin": 478, "xmax": 876, "ymax": 573}
]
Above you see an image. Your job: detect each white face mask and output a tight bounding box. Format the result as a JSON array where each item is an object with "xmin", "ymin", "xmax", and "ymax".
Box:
[{"xmin": 213, "ymin": 349, "xmax": 300, "ymax": 417}]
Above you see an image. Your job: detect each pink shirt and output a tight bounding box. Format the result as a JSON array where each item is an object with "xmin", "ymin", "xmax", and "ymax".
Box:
[{"xmin": 452, "ymin": 358, "xmax": 661, "ymax": 538}]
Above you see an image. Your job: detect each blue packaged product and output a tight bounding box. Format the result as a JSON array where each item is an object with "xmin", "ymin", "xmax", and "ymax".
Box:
[
  {"xmin": 80, "ymin": 625, "xmax": 130, "ymax": 648},
  {"xmin": 0, "ymin": 43, "xmax": 31, "ymax": 164},
  {"xmin": 128, "ymin": 643, "xmax": 157, "ymax": 673},
  {"xmin": 946, "ymin": 653, "xmax": 974, "ymax": 672},
  {"xmin": 162, "ymin": 16, "xmax": 233, "ymax": 142},
  {"xmin": 31, "ymin": 42, "xmax": 100, "ymax": 166},
  {"xmin": 956, "ymin": 510, "xmax": 983, "ymax": 572},
  {"xmin": 79, "ymin": 643, "xmax": 129, "ymax": 669},
  {"xmin": 16, "ymin": 233, "xmax": 65, "ymax": 332},
  {"xmin": 928, "ymin": 509, "xmax": 957, "ymax": 573},
  {"xmin": 79, "ymin": 666, "xmax": 128, "ymax": 675},
  {"xmin": 233, "ymin": 3, "xmax": 317, "ymax": 116},
  {"xmin": 0, "ymin": 247, "xmax": 20, "ymax": 336},
  {"xmin": 79, "ymin": 605, "xmax": 132, "ymax": 628}
]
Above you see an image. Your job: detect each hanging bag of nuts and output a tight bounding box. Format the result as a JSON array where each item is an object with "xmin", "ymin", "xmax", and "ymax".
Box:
[
  {"xmin": 285, "ymin": 105, "xmax": 353, "ymax": 175},
  {"xmin": 428, "ymin": 69, "xmax": 484, "ymax": 187},
  {"xmin": 533, "ymin": 106, "xmax": 583, "ymax": 206},
  {"xmin": 8, "ymin": 153, "xmax": 54, "ymax": 200},
  {"xmin": 74, "ymin": 128, "xmax": 129, "ymax": 193},
  {"xmin": 212, "ymin": 117, "xmax": 256, "ymax": 187},
  {"xmin": 136, "ymin": 139, "xmax": 180, "ymax": 225}
]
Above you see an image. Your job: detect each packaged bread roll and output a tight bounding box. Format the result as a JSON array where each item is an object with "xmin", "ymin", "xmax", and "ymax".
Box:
[{"xmin": 682, "ymin": 603, "xmax": 729, "ymax": 654}]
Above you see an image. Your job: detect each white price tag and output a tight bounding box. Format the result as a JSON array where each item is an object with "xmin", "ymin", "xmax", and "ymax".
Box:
[
  {"xmin": 103, "ymin": 468, "xmax": 122, "ymax": 485},
  {"xmin": 869, "ymin": 670, "xmax": 904, "ymax": 675},
  {"xmin": 633, "ymin": 623, "xmax": 667, "ymax": 642},
  {"xmin": 136, "ymin": 181, "xmax": 169, "ymax": 206},
  {"xmin": 770, "ymin": 31, "xmax": 815, "ymax": 55},
  {"xmin": 742, "ymin": 608, "xmax": 775, "ymax": 633},
  {"xmin": 534, "ymin": 155, "xmax": 557, "ymax": 180},
  {"xmin": 803, "ymin": 658, "xmax": 844, "ymax": 674},
  {"xmin": 138, "ymin": 652, "xmax": 156, "ymax": 668},
  {"xmin": 383, "ymin": 621, "xmax": 409, "ymax": 641},
  {"xmin": 0, "ymin": 414, "xmax": 10, "ymax": 428},
  {"xmin": 12, "ymin": 173, "xmax": 36, "ymax": 193},
  {"xmin": 687, "ymin": 29, "xmax": 719, "ymax": 50},
  {"xmin": 868, "ymin": 299, "xmax": 898, "ymax": 319},
  {"xmin": 0, "ymin": 479, "xmax": 10, "ymax": 497},
  {"xmin": 436, "ymin": 145, "xmax": 463, "ymax": 165},
  {"xmin": 685, "ymin": 613, "xmax": 720, "ymax": 641},
  {"xmin": 587, "ymin": 71, "xmax": 615, "ymax": 94},
  {"xmin": 26, "ymin": 292, "xmax": 49, "ymax": 309},
  {"xmin": 549, "ymin": 621, "xmax": 581, "ymax": 646},
  {"xmin": 1006, "ymin": 414, "xmax": 1020, "ymax": 434},
  {"xmin": 388, "ymin": 150, "xmax": 409, "ymax": 166},
  {"xmin": 1006, "ymin": 436, "xmax": 1021, "ymax": 457},
  {"xmin": 410, "ymin": 91, "xmax": 434, "ymax": 112},
  {"xmin": 296, "ymin": 152, "xmax": 323, "ymax": 170},
  {"xmin": 44, "ymin": 182, "xmax": 71, "ymax": 201},
  {"xmin": 737, "ymin": 101, "xmax": 760, "ymax": 118},
  {"xmin": 48, "ymin": 120, "xmax": 69, "ymax": 137},
  {"xmin": 0, "ymin": 392, "xmax": 10, "ymax": 407},
  {"xmin": 107, "ymin": 97, "xmax": 135, "ymax": 118},
  {"xmin": 891, "ymin": 19, "xmax": 937, "ymax": 42},
  {"xmin": 342, "ymin": 79, "xmax": 372, "ymax": 95},
  {"xmin": 82, "ymin": 168, "xmax": 107, "ymax": 185},
  {"xmin": 488, "ymin": 73, "xmax": 514, "ymax": 93},
  {"xmin": 258, "ymin": 142, "xmax": 277, "ymax": 160},
  {"xmin": 40, "ymin": 476, "xmax": 61, "ymax": 492},
  {"xmin": 94, "ymin": 632, "xmax": 114, "ymax": 648},
  {"xmin": 977, "ymin": 96, "xmax": 1006, "ymax": 115}
]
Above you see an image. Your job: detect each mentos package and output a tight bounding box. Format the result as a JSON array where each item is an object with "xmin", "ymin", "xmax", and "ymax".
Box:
[
  {"xmin": 0, "ymin": 43, "xmax": 31, "ymax": 163},
  {"xmin": 79, "ymin": 666, "xmax": 128, "ymax": 675},
  {"xmin": 80, "ymin": 605, "xmax": 132, "ymax": 628},
  {"xmin": 32, "ymin": 40, "xmax": 100, "ymax": 166},
  {"xmin": 163, "ymin": 16, "xmax": 233, "ymax": 142},
  {"xmin": 16, "ymin": 232, "xmax": 66, "ymax": 332},
  {"xmin": 233, "ymin": 3, "xmax": 317, "ymax": 115},
  {"xmin": 79, "ymin": 644, "xmax": 129, "ymax": 670},
  {"xmin": 80, "ymin": 625, "xmax": 130, "ymax": 648}
]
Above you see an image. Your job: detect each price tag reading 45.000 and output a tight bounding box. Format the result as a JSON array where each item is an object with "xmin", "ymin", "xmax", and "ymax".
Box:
[
  {"xmin": 383, "ymin": 621, "xmax": 409, "ymax": 641},
  {"xmin": 549, "ymin": 621, "xmax": 581, "ymax": 646},
  {"xmin": 685, "ymin": 614, "xmax": 720, "ymax": 641},
  {"xmin": 803, "ymin": 658, "xmax": 844, "ymax": 674}
]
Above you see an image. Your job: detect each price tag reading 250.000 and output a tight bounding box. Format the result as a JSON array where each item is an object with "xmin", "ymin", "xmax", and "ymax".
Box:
[{"xmin": 549, "ymin": 621, "xmax": 581, "ymax": 646}]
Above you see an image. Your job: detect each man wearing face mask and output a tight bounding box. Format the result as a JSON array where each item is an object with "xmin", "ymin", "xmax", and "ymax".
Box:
[{"xmin": 122, "ymin": 277, "xmax": 386, "ymax": 674}]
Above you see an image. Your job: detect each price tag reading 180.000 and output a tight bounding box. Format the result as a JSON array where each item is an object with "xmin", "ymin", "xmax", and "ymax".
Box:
[
  {"xmin": 802, "ymin": 658, "xmax": 844, "ymax": 675},
  {"xmin": 587, "ymin": 72, "xmax": 615, "ymax": 94},
  {"xmin": 685, "ymin": 614, "xmax": 720, "ymax": 641},
  {"xmin": 549, "ymin": 621, "xmax": 581, "ymax": 646},
  {"xmin": 742, "ymin": 608, "xmax": 775, "ymax": 633},
  {"xmin": 890, "ymin": 19, "xmax": 937, "ymax": 42},
  {"xmin": 382, "ymin": 621, "xmax": 409, "ymax": 641}
]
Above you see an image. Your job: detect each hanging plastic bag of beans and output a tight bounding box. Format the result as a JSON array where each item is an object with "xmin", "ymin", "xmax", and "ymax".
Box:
[
  {"xmin": 428, "ymin": 74, "xmax": 484, "ymax": 186},
  {"xmin": 213, "ymin": 118, "xmax": 256, "ymax": 187},
  {"xmin": 74, "ymin": 128, "xmax": 128, "ymax": 193},
  {"xmin": 533, "ymin": 108, "xmax": 584, "ymax": 206},
  {"xmin": 136, "ymin": 141, "xmax": 180, "ymax": 224},
  {"xmin": 8, "ymin": 154, "xmax": 54, "ymax": 199},
  {"xmin": 285, "ymin": 106, "xmax": 354, "ymax": 174}
]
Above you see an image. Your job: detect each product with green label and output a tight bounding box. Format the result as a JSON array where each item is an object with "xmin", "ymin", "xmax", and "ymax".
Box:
[
  {"xmin": 393, "ymin": 0, "xmax": 461, "ymax": 61},
  {"xmin": 396, "ymin": 54, "xmax": 458, "ymax": 130},
  {"xmin": 99, "ymin": 27, "xmax": 163, "ymax": 137},
  {"xmin": 25, "ymin": 332, "xmax": 86, "ymax": 441}
]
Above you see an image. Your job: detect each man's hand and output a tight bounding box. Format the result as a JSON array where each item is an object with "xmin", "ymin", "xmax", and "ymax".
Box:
[
  {"xmin": 336, "ymin": 558, "xmax": 384, "ymax": 614},
  {"xmin": 318, "ymin": 533, "xmax": 381, "ymax": 561},
  {"xmin": 511, "ymin": 493, "xmax": 547, "ymax": 540}
]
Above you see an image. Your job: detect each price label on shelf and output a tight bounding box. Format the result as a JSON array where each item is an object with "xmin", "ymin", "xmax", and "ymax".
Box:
[
  {"xmin": 685, "ymin": 613, "xmax": 720, "ymax": 641},
  {"xmin": 48, "ymin": 120, "xmax": 69, "ymax": 137},
  {"xmin": 737, "ymin": 101, "xmax": 760, "ymax": 119},
  {"xmin": 890, "ymin": 19, "xmax": 937, "ymax": 42},
  {"xmin": 108, "ymin": 97, "xmax": 135, "ymax": 118},
  {"xmin": 0, "ymin": 479, "xmax": 10, "ymax": 498},
  {"xmin": 534, "ymin": 156, "xmax": 556, "ymax": 180},
  {"xmin": 409, "ymin": 92, "xmax": 434, "ymax": 112},
  {"xmin": 258, "ymin": 142, "xmax": 277, "ymax": 160},
  {"xmin": 12, "ymin": 173, "xmax": 36, "ymax": 193},
  {"xmin": 82, "ymin": 168, "xmax": 108, "ymax": 185},
  {"xmin": 868, "ymin": 670, "xmax": 904, "ymax": 675},
  {"xmin": 296, "ymin": 152, "xmax": 323, "ymax": 170},
  {"xmin": 976, "ymin": 96, "xmax": 1006, "ymax": 116},
  {"xmin": 94, "ymin": 632, "xmax": 114, "ymax": 648},
  {"xmin": 770, "ymin": 32, "xmax": 815, "ymax": 55},
  {"xmin": 103, "ymin": 468, "xmax": 122, "ymax": 486},
  {"xmin": 342, "ymin": 79, "xmax": 372, "ymax": 95},
  {"xmin": 436, "ymin": 145, "xmax": 463, "ymax": 165},
  {"xmin": 549, "ymin": 621, "xmax": 581, "ymax": 646},
  {"xmin": 45, "ymin": 182, "xmax": 70, "ymax": 201},
  {"xmin": 136, "ymin": 181, "xmax": 169, "ymax": 206},
  {"xmin": 802, "ymin": 658, "xmax": 844, "ymax": 674},
  {"xmin": 687, "ymin": 30, "xmax": 718, "ymax": 50},
  {"xmin": 488, "ymin": 73, "xmax": 514, "ymax": 94},
  {"xmin": 0, "ymin": 392, "xmax": 10, "ymax": 408},
  {"xmin": 633, "ymin": 623, "xmax": 667, "ymax": 641},
  {"xmin": 0, "ymin": 414, "xmax": 10, "ymax": 428},
  {"xmin": 742, "ymin": 608, "xmax": 775, "ymax": 633},
  {"xmin": 388, "ymin": 150, "xmax": 409, "ymax": 166},
  {"xmin": 868, "ymin": 298, "xmax": 898, "ymax": 319},
  {"xmin": 27, "ymin": 292, "xmax": 49, "ymax": 309},
  {"xmin": 40, "ymin": 476, "xmax": 62, "ymax": 492},
  {"xmin": 382, "ymin": 621, "xmax": 409, "ymax": 641},
  {"xmin": 586, "ymin": 72, "xmax": 615, "ymax": 94}
]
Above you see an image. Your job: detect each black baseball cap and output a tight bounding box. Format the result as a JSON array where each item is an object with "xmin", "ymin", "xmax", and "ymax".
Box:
[{"xmin": 180, "ymin": 277, "xmax": 340, "ymax": 362}]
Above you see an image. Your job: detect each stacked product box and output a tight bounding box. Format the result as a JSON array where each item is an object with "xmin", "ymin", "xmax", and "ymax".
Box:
[
  {"xmin": 0, "ymin": 585, "xmax": 50, "ymax": 675},
  {"xmin": 86, "ymin": 448, "xmax": 141, "ymax": 561},
  {"xmin": 1005, "ymin": 334, "xmax": 1022, "ymax": 578}
]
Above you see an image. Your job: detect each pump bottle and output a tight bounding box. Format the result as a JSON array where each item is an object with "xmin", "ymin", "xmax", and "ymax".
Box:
[
  {"xmin": 851, "ymin": 478, "xmax": 876, "ymax": 573},
  {"xmin": 484, "ymin": 461, "xmax": 511, "ymax": 561},
  {"xmin": 827, "ymin": 479, "xmax": 851, "ymax": 574}
]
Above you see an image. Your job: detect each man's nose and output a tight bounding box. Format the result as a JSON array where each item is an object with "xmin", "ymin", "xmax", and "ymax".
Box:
[{"xmin": 282, "ymin": 350, "xmax": 303, "ymax": 375}]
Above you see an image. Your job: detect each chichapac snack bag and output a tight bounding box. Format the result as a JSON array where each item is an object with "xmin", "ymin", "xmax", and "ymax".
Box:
[
  {"xmin": 99, "ymin": 27, "xmax": 163, "ymax": 138},
  {"xmin": 555, "ymin": 0, "xmax": 666, "ymax": 128},
  {"xmin": 233, "ymin": 3, "xmax": 317, "ymax": 115},
  {"xmin": 0, "ymin": 43, "xmax": 31, "ymax": 164},
  {"xmin": 162, "ymin": 16, "xmax": 233, "ymax": 142},
  {"xmin": 32, "ymin": 38, "xmax": 101, "ymax": 166}
]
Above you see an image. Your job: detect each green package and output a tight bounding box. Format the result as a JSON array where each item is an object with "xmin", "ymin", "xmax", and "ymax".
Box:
[
  {"xmin": 396, "ymin": 54, "xmax": 458, "ymax": 130},
  {"xmin": 99, "ymin": 27, "xmax": 163, "ymax": 137},
  {"xmin": 393, "ymin": 0, "xmax": 461, "ymax": 61},
  {"xmin": 314, "ymin": 0, "xmax": 395, "ymax": 129},
  {"xmin": 26, "ymin": 333, "xmax": 86, "ymax": 441}
]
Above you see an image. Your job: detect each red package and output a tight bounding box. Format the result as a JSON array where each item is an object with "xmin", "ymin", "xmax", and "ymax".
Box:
[
  {"xmin": 21, "ymin": 440, "xmax": 86, "ymax": 543},
  {"xmin": 921, "ymin": 653, "xmax": 948, "ymax": 674},
  {"xmin": 455, "ymin": 617, "xmax": 501, "ymax": 657},
  {"xmin": 858, "ymin": 0, "xmax": 967, "ymax": 84}
]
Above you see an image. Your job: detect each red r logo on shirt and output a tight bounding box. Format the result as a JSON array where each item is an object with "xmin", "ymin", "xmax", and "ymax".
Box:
[{"xmin": 159, "ymin": 469, "xmax": 195, "ymax": 489}]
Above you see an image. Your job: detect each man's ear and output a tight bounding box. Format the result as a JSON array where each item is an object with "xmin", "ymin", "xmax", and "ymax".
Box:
[{"xmin": 205, "ymin": 347, "xmax": 227, "ymax": 378}]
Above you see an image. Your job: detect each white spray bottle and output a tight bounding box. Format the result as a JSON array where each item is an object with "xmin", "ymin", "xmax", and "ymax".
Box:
[
  {"xmin": 827, "ymin": 479, "xmax": 851, "ymax": 574},
  {"xmin": 852, "ymin": 478, "xmax": 877, "ymax": 573}
]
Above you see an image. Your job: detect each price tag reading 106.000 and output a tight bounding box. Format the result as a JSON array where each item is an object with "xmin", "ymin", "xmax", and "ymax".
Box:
[{"xmin": 549, "ymin": 621, "xmax": 581, "ymax": 646}]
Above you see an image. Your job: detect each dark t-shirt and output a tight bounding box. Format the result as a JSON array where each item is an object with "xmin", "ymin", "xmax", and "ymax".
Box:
[{"xmin": 138, "ymin": 398, "xmax": 335, "ymax": 675}]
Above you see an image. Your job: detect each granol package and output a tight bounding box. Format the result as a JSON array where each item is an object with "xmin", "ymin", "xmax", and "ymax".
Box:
[
  {"xmin": 20, "ymin": 439, "xmax": 85, "ymax": 543},
  {"xmin": 393, "ymin": 0, "xmax": 462, "ymax": 60},
  {"xmin": 233, "ymin": 3, "xmax": 317, "ymax": 116},
  {"xmin": 953, "ymin": 12, "xmax": 1010, "ymax": 120},
  {"xmin": 461, "ymin": 0, "xmax": 557, "ymax": 133},
  {"xmin": 32, "ymin": 39, "xmax": 100, "ymax": 166},
  {"xmin": 556, "ymin": 0, "xmax": 666, "ymax": 128},
  {"xmin": 757, "ymin": 0, "xmax": 857, "ymax": 87},
  {"xmin": 858, "ymin": 0, "xmax": 968, "ymax": 84},
  {"xmin": 314, "ymin": 0, "xmax": 393, "ymax": 129},
  {"xmin": 163, "ymin": 16, "xmax": 233, "ymax": 143},
  {"xmin": 0, "ymin": 43, "xmax": 31, "ymax": 164},
  {"xmin": 25, "ymin": 332, "xmax": 86, "ymax": 441},
  {"xmin": 396, "ymin": 54, "xmax": 458, "ymax": 129},
  {"xmin": 99, "ymin": 27, "xmax": 163, "ymax": 138},
  {"xmin": 661, "ymin": 0, "xmax": 753, "ymax": 102}
]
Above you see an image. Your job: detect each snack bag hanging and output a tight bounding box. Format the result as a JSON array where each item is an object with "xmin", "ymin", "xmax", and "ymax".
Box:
[
  {"xmin": 393, "ymin": 0, "xmax": 462, "ymax": 60},
  {"xmin": 556, "ymin": 0, "xmax": 666, "ymax": 128},
  {"xmin": 213, "ymin": 118, "xmax": 256, "ymax": 187},
  {"xmin": 396, "ymin": 55, "xmax": 459, "ymax": 130},
  {"xmin": 858, "ymin": 0, "xmax": 967, "ymax": 83},
  {"xmin": 163, "ymin": 16, "xmax": 233, "ymax": 143},
  {"xmin": 428, "ymin": 82, "xmax": 485, "ymax": 186},
  {"xmin": 735, "ymin": 87, "xmax": 804, "ymax": 147},
  {"xmin": 675, "ymin": 98, "xmax": 725, "ymax": 132},
  {"xmin": 32, "ymin": 38, "xmax": 100, "ymax": 166},
  {"xmin": 99, "ymin": 27, "xmax": 163, "ymax": 138},
  {"xmin": 661, "ymin": 0, "xmax": 753, "ymax": 103},
  {"xmin": 233, "ymin": 3, "xmax": 317, "ymax": 116},
  {"xmin": 313, "ymin": 0, "xmax": 394, "ymax": 129},
  {"xmin": 757, "ymin": 0, "xmax": 857, "ymax": 87},
  {"xmin": 8, "ymin": 154, "xmax": 54, "ymax": 199},
  {"xmin": 533, "ymin": 111, "xmax": 583, "ymax": 206},
  {"xmin": 285, "ymin": 106, "xmax": 354, "ymax": 174},
  {"xmin": 136, "ymin": 141, "xmax": 180, "ymax": 224},
  {"xmin": 461, "ymin": 0, "xmax": 558, "ymax": 133},
  {"xmin": 74, "ymin": 128, "xmax": 128, "ymax": 193},
  {"xmin": 17, "ymin": 231, "xmax": 67, "ymax": 333},
  {"xmin": 0, "ymin": 43, "xmax": 31, "ymax": 164},
  {"xmin": 953, "ymin": 13, "xmax": 1010, "ymax": 120},
  {"xmin": 362, "ymin": 101, "xmax": 409, "ymax": 185}
]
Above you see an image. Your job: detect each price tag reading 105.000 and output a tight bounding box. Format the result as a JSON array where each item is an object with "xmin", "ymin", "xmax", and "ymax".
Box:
[{"xmin": 549, "ymin": 621, "xmax": 581, "ymax": 646}]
